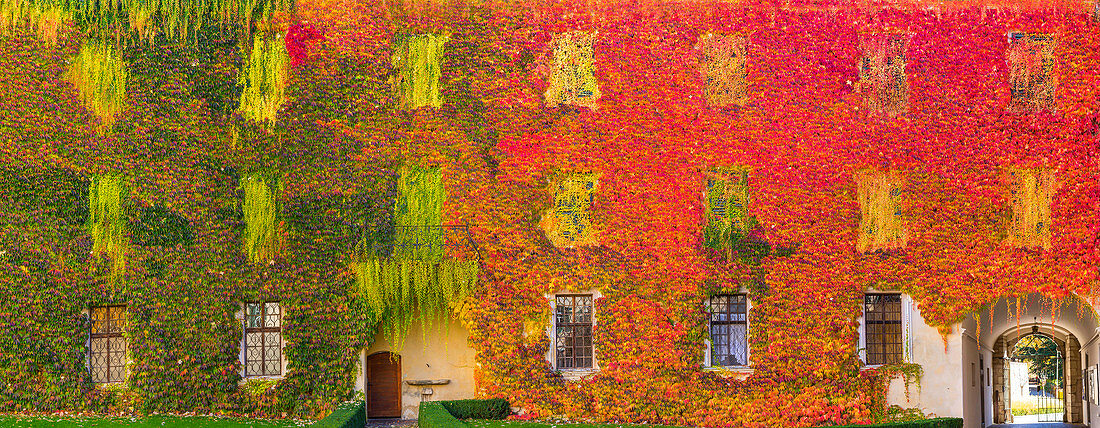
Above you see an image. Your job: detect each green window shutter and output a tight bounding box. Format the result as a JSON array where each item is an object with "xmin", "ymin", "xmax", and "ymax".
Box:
[
  {"xmin": 240, "ymin": 172, "xmax": 284, "ymax": 263},
  {"xmin": 704, "ymin": 168, "xmax": 749, "ymax": 252},
  {"xmin": 394, "ymin": 165, "xmax": 446, "ymax": 260},
  {"xmin": 392, "ymin": 33, "xmax": 448, "ymax": 110}
]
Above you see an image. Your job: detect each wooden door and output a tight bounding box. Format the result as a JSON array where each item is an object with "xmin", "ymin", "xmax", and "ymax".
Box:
[{"xmin": 367, "ymin": 352, "xmax": 401, "ymax": 418}]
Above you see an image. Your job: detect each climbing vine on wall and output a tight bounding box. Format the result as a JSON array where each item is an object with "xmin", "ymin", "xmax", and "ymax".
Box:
[
  {"xmin": 86, "ymin": 174, "xmax": 128, "ymax": 286},
  {"xmin": 66, "ymin": 40, "xmax": 127, "ymax": 131}
]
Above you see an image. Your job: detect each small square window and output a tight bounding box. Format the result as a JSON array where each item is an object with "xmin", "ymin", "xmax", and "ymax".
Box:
[
  {"xmin": 857, "ymin": 33, "xmax": 909, "ymax": 117},
  {"xmin": 541, "ymin": 173, "xmax": 599, "ymax": 248},
  {"xmin": 699, "ymin": 33, "xmax": 747, "ymax": 107},
  {"xmin": 545, "ymin": 32, "xmax": 600, "ymax": 109},
  {"xmin": 1006, "ymin": 32, "xmax": 1056, "ymax": 113}
]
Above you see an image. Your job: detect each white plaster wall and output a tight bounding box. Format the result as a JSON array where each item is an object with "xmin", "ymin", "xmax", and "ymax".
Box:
[
  {"xmin": 1082, "ymin": 332, "xmax": 1100, "ymax": 428},
  {"xmin": 885, "ymin": 304, "xmax": 964, "ymax": 419},
  {"xmin": 962, "ymin": 334, "xmax": 981, "ymax": 428},
  {"xmin": 356, "ymin": 317, "xmax": 478, "ymax": 419}
]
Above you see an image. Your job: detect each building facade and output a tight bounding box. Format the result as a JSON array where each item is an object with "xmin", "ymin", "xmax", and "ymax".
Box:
[{"xmin": 2, "ymin": 0, "xmax": 1100, "ymax": 426}]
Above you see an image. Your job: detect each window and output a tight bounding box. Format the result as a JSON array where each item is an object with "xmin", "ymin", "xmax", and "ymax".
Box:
[
  {"xmin": 391, "ymin": 33, "xmax": 449, "ymax": 109},
  {"xmin": 545, "ymin": 31, "xmax": 600, "ymax": 109},
  {"xmin": 1005, "ymin": 168, "xmax": 1055, "ymax": 249},
  {"xmin": 707, "ymin": 294, "xmax": 749, "ymax": 367},
  {"xmin": 861, "ymin": 293, "xmax": 904, "ymax": 366},
  {"xmin": 704, "ymin": 168, "xmax": 749, "ymax": 254},
  {"xmin": 554, "ymin": 294, "xmax": 594, "ymax": 370},
  {"xmin": 540, "ymin": 173, "xmax": 599, "ymax": 248},
  {"xmin": 244, "ymin": 301, "xmax": 282, "ymax": 377},
  {"xmin": 1006, "ymin": 32, "xmax": 1056, "ymax": 113},
  {"xmin": 89, "ymin": 305, "xmax": 127, "ymax": 383},
  {"xmin": 699, "ymin": 33, "xmax": 747, "ymax": 107},
  {"xmin": 856, "ymin": 170, "xmax": 907, "ymax": 253},
  {"xmin": 857, "ymin": 33, "xmax": 909, "ymax": 116}
]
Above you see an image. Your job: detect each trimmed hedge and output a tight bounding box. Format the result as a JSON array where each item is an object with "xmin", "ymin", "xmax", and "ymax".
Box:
[
  {"xmin": 834, "ymin": 418, "xmax": 963, "ymax": 428},
  {"xmin": 441, "ymin": 398, "xmax": 510, "ymax": 420},
  {"xmin": 313, "ymin": 401, "xmax": 365, "ymax": 428},
  {"xmin": 419, "ymin": 401, "xmax": 467, "ymax": 428}
]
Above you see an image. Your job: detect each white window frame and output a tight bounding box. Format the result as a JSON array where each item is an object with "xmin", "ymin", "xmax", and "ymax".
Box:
[
  {"xmin": 237, "ymin": 301, "xmax": 288, "ymax": 380},
  {"xmin": 545, "ymin": 289, "xmax": 602, "ymax": 380},
  {"xmin": 704, "ymin": 289, "xmax": 752, "ymax": 371},
  {"xmin": 857, "ymin": 290, "xmax": 913, "ymax": 368}
]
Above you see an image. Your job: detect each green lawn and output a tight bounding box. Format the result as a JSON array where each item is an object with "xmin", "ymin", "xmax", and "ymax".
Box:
[
  {"xmin": 466, "ymin": 420, "xmax": 686, "ymax": 428},
  {"xmin": 0, "ymin": 415, "xmax": 313, "ymax": 428}
]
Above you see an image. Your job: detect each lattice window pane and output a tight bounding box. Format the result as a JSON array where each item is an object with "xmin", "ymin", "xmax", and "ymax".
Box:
[
  {"xmin": 554, "ymin": 295, "xmax": 593, "ymax": 370},
  {"xmin": 709, "ymin": 294, "xmax": 748, "ymax": 367}
]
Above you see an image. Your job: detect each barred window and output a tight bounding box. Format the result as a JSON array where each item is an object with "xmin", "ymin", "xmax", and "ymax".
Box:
[
  {"xmin": 555, "ymin": 294, "xmax": 593, "ymax": 370},
  {"xmin": 864, "ymin": 294, "xmax": 903, "ymax": 365},
  {"xmin": 708, "ymin": 294, "xmax": 748, "ymax": 367},
  {"xmin": 244, "ymin": 301, "xmax": 282, "ymax": 377},
  {"xmin": 89, "ymin": 305, "xmax": 127, "ymax": 383}
]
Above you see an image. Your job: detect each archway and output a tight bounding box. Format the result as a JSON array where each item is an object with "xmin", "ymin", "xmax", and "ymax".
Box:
[
  {"xmin": 1007, "ymin": 331, "xmax": 1065, "ymax": 423},
  {"xmin": 963, "ymin": 293, "xmax": 1100, "ymax": 428}
]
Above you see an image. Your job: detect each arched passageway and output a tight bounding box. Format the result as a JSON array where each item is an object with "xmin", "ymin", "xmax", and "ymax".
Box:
[{"xmin": 963, "ymin": 293, "xmax": 1100, "ymax": 428}]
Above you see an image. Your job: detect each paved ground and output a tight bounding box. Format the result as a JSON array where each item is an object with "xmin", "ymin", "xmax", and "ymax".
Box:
[
  {"xmin": 988, "ymin": 424, "xmax": 1086, "ymax": 428},
  {"xmin": 364, "ymin": 419, "xmax": 416, "ymax": 427},
  {"xmin": 1012, "ymin": 413, "xmax": 1069, "ymax": 424}
]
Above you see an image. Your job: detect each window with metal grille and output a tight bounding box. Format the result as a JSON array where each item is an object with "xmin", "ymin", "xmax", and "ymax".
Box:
[
  {"xmin": 89, "ymin": 305, "xmax": 127, "ymax": 383},
  {"xmin": 708, "ymin": 294, "xmax": 748, "ymax": 366},
  {"xmin": 864, "ymin": 293, "xmax": 903, "ymax": 365},
  {"xmin": 244, "ymin": 301, "xmax": 282, "ymax": 377},
  {"xmin": 555, "ymin": 294, "xmax": 593, "ymax": 370}
]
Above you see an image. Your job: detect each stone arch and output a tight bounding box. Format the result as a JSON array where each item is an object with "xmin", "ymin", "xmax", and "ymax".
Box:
[{"xmin": 991, "ymin": 326, "xmax": 1079, "ymax": 424}]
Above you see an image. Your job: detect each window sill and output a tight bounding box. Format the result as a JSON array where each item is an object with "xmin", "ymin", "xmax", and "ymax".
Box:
[
  {"xmin": 239, "ymin": 375, "xmax": 285, "ymax": 383},
  {"xmin": 555, "ymin": 368, "xmax": 599, "ymax": 381},
  {"xmin": 704, "ymin": 366, "xmax": 754, "ymax": 377},
  {"xmin": 859, "ymin": 363, "xmax": 910, "ymax": 371}
]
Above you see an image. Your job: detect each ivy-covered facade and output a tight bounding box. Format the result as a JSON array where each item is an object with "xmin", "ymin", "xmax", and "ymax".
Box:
[{"xmin": 2, "ymin": 0, "xmax": 1100, "ymax": 427}]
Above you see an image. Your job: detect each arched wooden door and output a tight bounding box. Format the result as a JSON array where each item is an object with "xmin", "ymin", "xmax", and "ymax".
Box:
[{"xmin": 367, "ymin": 351, "xmax": 401, "ymax": 418}]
